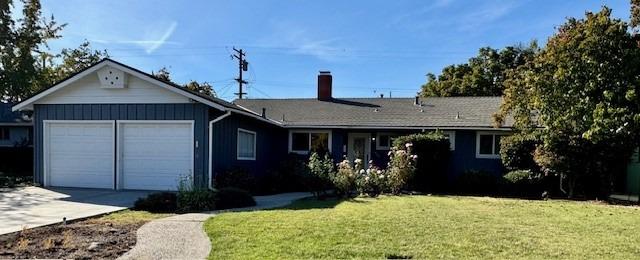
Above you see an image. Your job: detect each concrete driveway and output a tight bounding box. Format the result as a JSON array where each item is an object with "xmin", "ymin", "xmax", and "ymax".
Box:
[{"xmin": 0, "ymin": 186, "xmax": 152, "ymax": 235}]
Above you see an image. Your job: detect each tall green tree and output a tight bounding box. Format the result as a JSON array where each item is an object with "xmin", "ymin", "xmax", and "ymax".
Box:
[
  {"xmin": 54, "ymin": 40, "xmax": 108, "ymax": 81},
  {"xmin": 496, "ymin": 7, "xmax": 640, "ymax": 198},
  {"xmin": 420, "ymin": 44, "xmax": 537, "ymax": 97},
  {"xmin": 0, "ymin": 0, "xmax": 64, "ymax": 102}
]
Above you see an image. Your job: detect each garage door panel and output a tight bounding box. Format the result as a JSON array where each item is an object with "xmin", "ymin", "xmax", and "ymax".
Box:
[
  {"xmin": 121, "ymin": 122, "xmax": 192, "ymax": 191},
  {"xmin": 47, "ymin": 122, "xmax": 114, "ymax": 189}
]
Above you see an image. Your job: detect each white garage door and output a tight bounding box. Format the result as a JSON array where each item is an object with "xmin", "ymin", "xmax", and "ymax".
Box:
[
  {"xmin": 46, "ymin": 122, "xmax": 115, "ymax": 189},
  {"xmin": 120, "ymin": 122, "xmax": 193, "ymax": 191}
]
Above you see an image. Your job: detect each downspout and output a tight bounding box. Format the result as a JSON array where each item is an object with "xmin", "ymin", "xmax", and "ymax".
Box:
[{"xmin": 208, "ymin": 111, "xmax": 232, "ymax": 190}]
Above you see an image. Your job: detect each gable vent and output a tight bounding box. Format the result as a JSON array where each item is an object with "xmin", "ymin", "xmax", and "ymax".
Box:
[{"xmin": 97, "ymin": 66, "xmax": 127, "ymax": 88}]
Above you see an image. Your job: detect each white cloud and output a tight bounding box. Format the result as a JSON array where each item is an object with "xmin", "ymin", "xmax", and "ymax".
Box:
[
  {"xmin": 87, "ymin": 21, "xmax": 179, "ymax": 54},
  {"xmin": 137, "ymin": 22, "xmax": 178, "ymax": 53},
  {"xmin": 258, "ymin": 22, "xmax": 345, "ymax": 61}
]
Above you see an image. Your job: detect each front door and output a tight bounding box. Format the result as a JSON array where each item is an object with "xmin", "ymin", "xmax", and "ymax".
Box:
[{"xmin": 348, "ymin": 133, "xmax": 371, "ymax": 168}]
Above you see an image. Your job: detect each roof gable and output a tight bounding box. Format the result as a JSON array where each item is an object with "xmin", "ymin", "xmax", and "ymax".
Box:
[
  {"xmin": 36, "ymin": 66, "xmax": 191, "ymax": 105},
  {"xmin": 12, "ymin": 59, "xmax": 227, "ymax": 111}
]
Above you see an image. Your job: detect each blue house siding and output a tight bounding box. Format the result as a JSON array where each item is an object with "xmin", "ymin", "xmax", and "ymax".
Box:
[
  {"xmin": 449, "ymin": 130, "xmax": 505, "ymax": 177},
  {"xmin": 209, "ymin": 113, "xmax": 287, "ymax": 186},
  {"xmin": 326, "ymin": 129, "xmax": 505, "ymax": 179},
  {"xmin": 33, "ymin": 103, "xmax": 210, "ymax": 188},
  {"xmin": 0, "ymin": 125, "xmax": 31, "ymax": 147}
]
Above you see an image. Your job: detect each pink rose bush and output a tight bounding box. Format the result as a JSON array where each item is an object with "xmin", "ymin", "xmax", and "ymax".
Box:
[
  {"xmin": 387, "ymin": 143, "xmax": 417, "ymax": 194},
  {"xmin": 308, "ymin": 142, "xmax": 417, "ymax": 197}
]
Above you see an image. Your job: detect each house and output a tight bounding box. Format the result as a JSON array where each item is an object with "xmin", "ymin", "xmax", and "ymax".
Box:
[
  {"xmin": 0, "ymin": 103, "xmax": 33, "ymax": 174},
  {"xmin": 12, "ymin": 58, "xmax": 511, "ymax": 191},
  {"xmin": 0, "ymin": 103, "xmax": 32, "ymax": 147}
]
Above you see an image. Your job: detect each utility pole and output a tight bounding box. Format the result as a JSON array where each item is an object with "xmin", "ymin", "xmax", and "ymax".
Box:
[{"xmin": 232, "ymin": 47, "xmax": 249, "ymax": 99}]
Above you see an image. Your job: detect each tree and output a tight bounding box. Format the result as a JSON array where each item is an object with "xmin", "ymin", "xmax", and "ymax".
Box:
[
  {"xmin": 152, "ymin": 66, "xmax": 172, "ymax": 83},
  {"xmin": 0, "ymin": 0, "xmax": 64, "ymax": 102},
  {"xmin": 496, "ymin": 7, "xmax": 640, "ymax": 198},
  {"xmin": 185, "ymin": 81, "xmax": 216, "ymax": 97},
  {"xmin": 152, "ymin": 67, "xmax": 217, "ymax": 98},
  {"xmin": 53, "ymin": 40, "xmax": 108, "ymax": 81},
  {"xmin": 632, "ymin": 0, "xmax": 640, "ymax": 30},
  {"xmin": 420, "ymin": 44, "xmax": 537, "ymax": 97}
]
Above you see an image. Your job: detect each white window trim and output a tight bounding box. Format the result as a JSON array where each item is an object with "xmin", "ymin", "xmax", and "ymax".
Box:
[
  {"xmin": 475, "ymin": 131, "xmax": 506, "ymax": 159},
  {"xmin": 237, "ymin": 128, "xmax": 257, "ymax": 160},
  {"xmin": 375, "ymin": 132, "xmax": 393, "ymax": 150},
  {"xmin": 442, "ymin": 131, "xmax": 456, "ymax": 151},
  {"xmin": 288, "ymin": 129, "xmax": 332, "ymax": 155}
]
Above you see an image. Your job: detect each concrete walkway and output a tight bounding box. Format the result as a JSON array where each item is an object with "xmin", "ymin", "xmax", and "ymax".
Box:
[
  {"xmin": 119, "ymin": 192, "xmax": 312, "ymax": 260},
  {"xmin": 0, "ymin": 187, "xmax": 152, "ymax": 235}
]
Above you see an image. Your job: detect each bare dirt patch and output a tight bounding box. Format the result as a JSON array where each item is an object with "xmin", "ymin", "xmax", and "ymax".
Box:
[{"xmin": 0, "ymin": 217, "xmax": 144, "ymax": 259}]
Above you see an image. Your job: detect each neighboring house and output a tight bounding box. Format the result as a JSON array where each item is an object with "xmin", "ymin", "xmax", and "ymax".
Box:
[
  {"xmin": 0, "ymin": 103, "xmax": 32, "ymax": 147},
  {"xmin": 12, "ymin": 59, "xmax": 511, "ymax": 191}
]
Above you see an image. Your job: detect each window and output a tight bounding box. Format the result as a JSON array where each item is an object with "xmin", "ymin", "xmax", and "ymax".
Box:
[
  {"xmin": 375, "ymin": 133, "xmax": 394, "ymax": 150},
  {"xmin": 476, "ymin": 132, "xmax": 505, "ymax": 159},
  {"xmin": 442, "ymin": 131, "xmax": 456, "ymax": 150},
  {"xmin": 0, "ymin": 128, "xmax": 9, "ymax": 140},
  {"xmin": 237, "ymin": 128, "xmax": 256, "ymax": 160},
  {"xmin": 291, "ymin": 132, "xmax": 309, "ymax": 151},
  {"xmin": 289, "ymin": 130, "xmax": 331, "ymax": 154}
]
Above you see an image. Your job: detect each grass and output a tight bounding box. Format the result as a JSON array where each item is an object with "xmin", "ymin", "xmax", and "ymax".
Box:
[
  {"xmin": 93, "ymin": 209, "xmax": 173, "ymax": 224},
  {"xmin": 204, "ymin": 195, "xmax": 640, "ymax": 259}
]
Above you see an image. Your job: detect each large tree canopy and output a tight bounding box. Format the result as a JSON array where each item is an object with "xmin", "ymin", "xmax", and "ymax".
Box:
[
  {"xmin": 0, "ymin": 0, "xmax": 63, "ymax": 102},
  {"xmin": 0, "ymin": 0, "xmax": 107, "ymax": 102},
  {"xmin": 420, "ymin": 44, "xmax": 537, "ymax": 97},
  {"xmin": 496, "ymin": 7, "xmax": 640, "ymax": 198}
]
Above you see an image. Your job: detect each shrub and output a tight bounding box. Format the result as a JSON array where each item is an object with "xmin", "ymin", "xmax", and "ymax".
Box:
[
  {"xmin": 134, "ymin": 192, "xmax": 177, "ymax": 213},
  {"xmin": 386, "ymin": 144, "xmax": 418, "ymax": 194},
  {"xmin": 392, "ymin": 132, "xmax": 450, "ymax": 192},
  {"xmin": 332, "ymin": 158, "xmax": 357, "ymax": 197},
  {"xmin": 306, "ymin": 152, "xmax": 334, "ymax": 197},
  {"xmin": 214, "ymin": 187, "xmax": 256, "ymax": 210},
  {"xmin": 455, "ymin": 170, "xmax": 499, "ymax": 195},
  {"xmin": 177, "ymin": 174, "xmax": 215, "ymax": 213},
  {"xmin": 260, "ymin": 155, "xmax": 308, "ymax": 194},
  {"xmin": 501, "ymin": 170, "xmax": 543, "ymax": 198},
  {"xmin": 214, "ymin": 167, "xmax": 255, "ymax": 192},
  {"xmin": 177, "ymin": 189, "xmax": 216, "ymax": 213},
  {"xmin": 356, "ymin": 162, "xmax": 388, "ymax": 197},
  {"xmin": 502, "ymin": 170, "xmax": 533, "ymax": 184},
  {"xmin": 500, "ymin": 133, "xmax": 540, "ymax": 171}
]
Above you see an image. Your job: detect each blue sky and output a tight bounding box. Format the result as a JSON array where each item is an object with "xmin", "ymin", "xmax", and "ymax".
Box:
[{"xmin": 35, "ymin": 0, "xmax": 631, "ymax": 100}]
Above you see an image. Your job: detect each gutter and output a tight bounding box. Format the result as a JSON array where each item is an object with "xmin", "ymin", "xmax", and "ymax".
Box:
[{"xmin": 208, "ymin": 111, "xmax": 232, "ymax": 190}]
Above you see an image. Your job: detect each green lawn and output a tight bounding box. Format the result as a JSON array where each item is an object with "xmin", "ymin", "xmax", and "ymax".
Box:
[{"xmin": 204, "ymin": 196, "xmax": 640, "ymax": 259}]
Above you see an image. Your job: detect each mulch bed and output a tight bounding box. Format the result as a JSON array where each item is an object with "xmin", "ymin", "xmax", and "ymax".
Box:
[{"xmin": 0, "ymin": 218, "xmax": 145, "ymax": 259}]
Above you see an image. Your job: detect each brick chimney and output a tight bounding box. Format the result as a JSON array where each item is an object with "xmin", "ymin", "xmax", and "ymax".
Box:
[{"xmin": 317, "ymin": 71, "xmax": 332, "ymax": 101}]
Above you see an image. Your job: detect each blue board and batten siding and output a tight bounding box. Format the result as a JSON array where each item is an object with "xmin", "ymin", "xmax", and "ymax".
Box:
[
  {"xmin": 209, "ymin": 113, "xmax": 287, "ymax": 185},
  {"xmin": 33, "ymin": 103, "xmax": 210, "ymax": 187},
  {"xmin": 328, "ymin": 129, "xmax": 505, "ymax": 178},
  {"xmin": 449, "ymin": 130, "xmax": 504, "ymax": 177}
]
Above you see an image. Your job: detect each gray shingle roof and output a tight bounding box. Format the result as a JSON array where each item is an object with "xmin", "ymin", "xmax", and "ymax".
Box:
[
  {"xmin": 0, "ymin": 103, "xmax": 31, "ymax": 124},
  {"xmin": 234, "ymin": 96, "xmax": 511, "ymax": 128}
]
